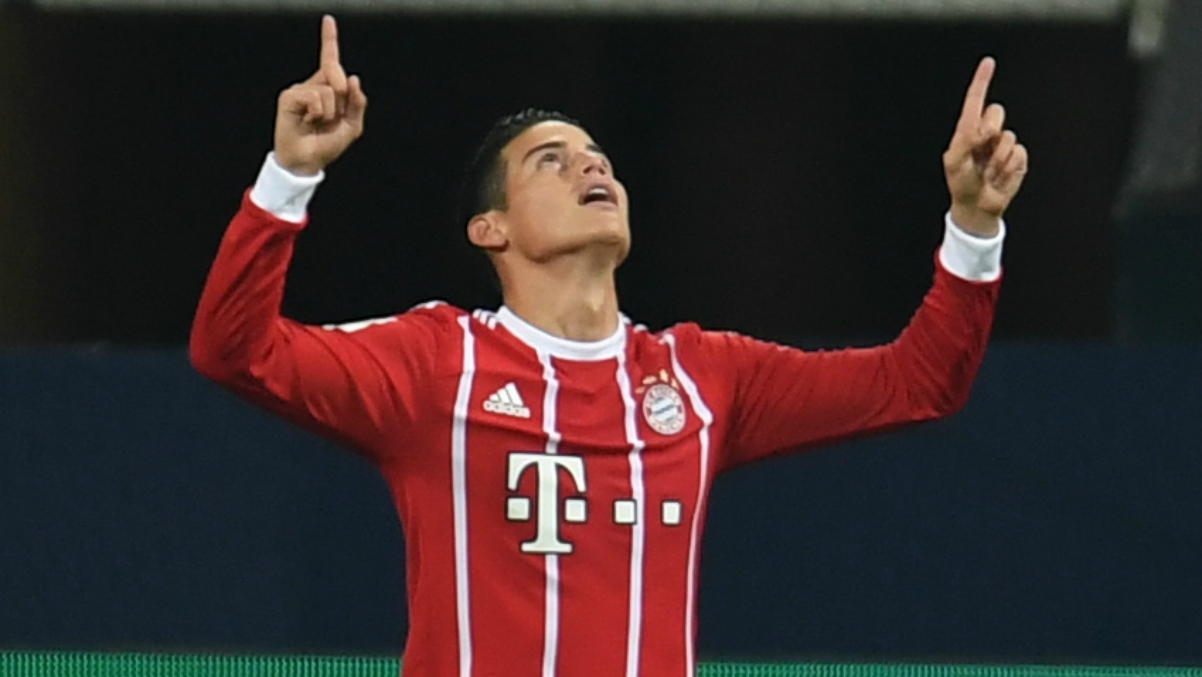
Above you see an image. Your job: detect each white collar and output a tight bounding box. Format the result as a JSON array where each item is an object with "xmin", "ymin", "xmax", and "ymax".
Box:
[{"xmin": 496, "ymin": 306, "xmax": 627, "ymax": 361}]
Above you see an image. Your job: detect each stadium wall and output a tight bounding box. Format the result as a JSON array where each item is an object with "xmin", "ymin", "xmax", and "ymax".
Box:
[{"xmin": 1, "ymin": 344, "xmax": 1199, "ymax": 663}]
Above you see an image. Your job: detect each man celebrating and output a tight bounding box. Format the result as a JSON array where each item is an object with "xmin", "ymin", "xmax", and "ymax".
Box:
[{"xmin": 191, "ymin": 15, "xmax": 1027, "ymax": 677}]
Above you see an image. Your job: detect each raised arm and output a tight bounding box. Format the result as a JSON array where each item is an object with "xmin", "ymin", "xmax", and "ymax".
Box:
[
  {"xmin": 943, "ymin": 56, "xmax": 1029, "ymax": 237},
  {"xmin": 190, "ymin": 17, "xmax": 434, "ymax": 465},
  {"xmin": 708, "ymin": 57, "xmax": 1028, "ymax": 471}
]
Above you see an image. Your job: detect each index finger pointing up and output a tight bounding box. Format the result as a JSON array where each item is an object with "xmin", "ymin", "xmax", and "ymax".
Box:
[
  {"xmin": 320, "ymin": 15, "xmax": 348, "ymax": 91},
  {"xmin": 958, "ymin": 56, "xmax": 996, "ymax": 128},
  {"xmin": 321, "ymin": 15, "xmax": 340, "ymax": 67}
]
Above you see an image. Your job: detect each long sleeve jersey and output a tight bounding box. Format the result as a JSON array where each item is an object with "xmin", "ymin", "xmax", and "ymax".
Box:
[{"xmin": 190, "ymin": 154, "xmax": 1003, "ymax": 677}]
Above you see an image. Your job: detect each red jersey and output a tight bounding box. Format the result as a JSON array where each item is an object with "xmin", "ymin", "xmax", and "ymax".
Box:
[{"xmin": 191, "ymin": 182, "xmax": 1000, "ymax": 677}]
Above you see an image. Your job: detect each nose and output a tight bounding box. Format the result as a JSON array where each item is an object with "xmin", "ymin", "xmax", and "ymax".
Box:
[{"xmin": 575, "ymin": 151, "xmax": 608, "ymax": 177}]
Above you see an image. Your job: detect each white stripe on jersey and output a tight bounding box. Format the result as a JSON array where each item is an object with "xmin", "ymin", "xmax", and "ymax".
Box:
[
  {"xmin": 321, "ymin": 315, "xmax": 397, "ymax": 333},
  {"xmin": 471, "ymin": 308, "xmax": 499, "ymax": 329},
  {"xmin": 452, "ymin": 316, "xmax": 478, "ymax": 677},
  {"xmin": 664, "ymin": 333, "xmax": 714, "ymax": 677},
  {"xmin": 536, "ymin": 351, "xmax": 563, "ymax": 677},
  {"xmin": 615, "ymin": 350, "xmax": 648, "ymax": 677}
]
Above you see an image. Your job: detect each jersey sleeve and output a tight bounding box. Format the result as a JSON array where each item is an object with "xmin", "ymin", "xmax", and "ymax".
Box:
[
  {"xmin": 189, "ymin": 189, "xmax": 456, "ymax": 467},
  {"xmin": 693, "ymin": 249, "xmax": 1001, "ymax": 473}
]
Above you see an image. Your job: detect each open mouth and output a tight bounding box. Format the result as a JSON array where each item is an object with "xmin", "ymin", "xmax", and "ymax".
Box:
[{"xmin": 579, "ymin": 184, "xmax": 617, "ymax": 207}]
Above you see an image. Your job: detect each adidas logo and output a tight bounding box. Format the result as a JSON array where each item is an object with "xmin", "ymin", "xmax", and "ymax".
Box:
[{"xmin": 483, "ymin": 382, "xmax": 531, "ymax": 419}]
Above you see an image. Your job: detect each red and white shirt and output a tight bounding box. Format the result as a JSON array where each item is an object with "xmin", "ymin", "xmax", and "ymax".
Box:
[{"xmin": 190, "ymin": 154, "xmax": 1003, "ymax": 677}]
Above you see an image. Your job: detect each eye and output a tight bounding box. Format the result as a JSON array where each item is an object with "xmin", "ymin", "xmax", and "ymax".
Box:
[{"xmin": 538, "ymin": 151, "xmax": 563, "ymax": 166}]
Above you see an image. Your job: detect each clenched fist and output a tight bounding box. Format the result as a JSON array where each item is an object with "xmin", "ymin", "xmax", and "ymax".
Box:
[
  {"xmin": 943, "ymin": 57, "xmax": 1029, "ymax": 237},
  {"xmin": 274, "ymin": 15, "xmax": 368, "ymax": 176}
]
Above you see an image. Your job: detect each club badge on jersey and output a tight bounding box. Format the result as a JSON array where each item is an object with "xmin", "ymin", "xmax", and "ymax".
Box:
[{"xmin": 639, "ymin": 370, "xmax": 687, "ymax": 435}]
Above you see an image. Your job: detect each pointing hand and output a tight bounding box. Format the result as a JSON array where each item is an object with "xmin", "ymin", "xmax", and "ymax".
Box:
[
  {"xmin": 943, "ymin": 58, "xmax": 1029, "ymax": 237},
  {"xmin": 273, "ymin": 15, "xmax": 368, "ymax": 176}
]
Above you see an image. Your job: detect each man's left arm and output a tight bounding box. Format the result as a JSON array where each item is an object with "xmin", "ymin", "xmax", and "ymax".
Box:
[{"xmin": 712, "ymin": 57, "xmax": 1028, "ymax": 471}]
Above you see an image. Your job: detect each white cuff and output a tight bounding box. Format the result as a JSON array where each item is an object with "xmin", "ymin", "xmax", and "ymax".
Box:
[
  {"xmin": 248, "ymin": 152, "xmax": 325, "ymax": 224},
  {"xmin": 938, "ymin": 212, "xmax": 1005, "ymax": 282}
]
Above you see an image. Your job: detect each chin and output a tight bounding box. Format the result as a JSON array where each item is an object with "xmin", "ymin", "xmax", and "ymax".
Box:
[
  {"xmin": 585, "ymin": 225, "xmax": 630, "ymax": 253},
  {"xmin": 547, "ymin": 229, "xmax": 630, "ymax": 266},
  {"xmin": 528, "ymin": 215, "xmax": 631, "ymax": 262}
]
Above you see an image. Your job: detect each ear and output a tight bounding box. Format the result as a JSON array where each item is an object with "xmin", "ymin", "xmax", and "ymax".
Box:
[{"xmin": 467, "ymin": 211, "xmax": 508, "ymax": 251}]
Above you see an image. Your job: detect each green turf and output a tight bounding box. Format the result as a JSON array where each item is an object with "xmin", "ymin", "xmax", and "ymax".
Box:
[{"xmin": 1, "ymin": 652, "xmax": 1199, "ymax": 677}]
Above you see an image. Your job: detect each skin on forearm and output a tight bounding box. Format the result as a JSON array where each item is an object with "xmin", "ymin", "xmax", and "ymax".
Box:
[{"xmin": 950, "ymin": 202, "xmax": 1002, "ymax": 238}]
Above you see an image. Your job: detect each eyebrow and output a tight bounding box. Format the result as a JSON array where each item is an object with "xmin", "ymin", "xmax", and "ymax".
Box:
[{"xmin": 521, "ymin": 140, "xmax": 608, "ymax": 165}]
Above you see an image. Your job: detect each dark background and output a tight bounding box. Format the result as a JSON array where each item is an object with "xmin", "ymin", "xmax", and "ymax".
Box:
[
  {"xmin": 0, "ymin": 12, "xmax": 1140, "ymax": 343},
  {"xmin": 2, "ymin": 6, "xmax": 1200, "ymax": 668}
]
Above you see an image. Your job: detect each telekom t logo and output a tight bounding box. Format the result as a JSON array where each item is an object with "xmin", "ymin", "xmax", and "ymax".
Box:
[
  {"xmin": 505, "ymin": 452, "xmax": 686, "ymax": 555},
  {"xmin": 506, "ymin": 453, "xmax": 587, "ymax": 555}
]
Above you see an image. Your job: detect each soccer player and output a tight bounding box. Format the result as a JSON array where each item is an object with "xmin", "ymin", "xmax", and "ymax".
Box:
[{"xmin": 190, "ymin": 15, "xmax": 1027, "ymax": 677}]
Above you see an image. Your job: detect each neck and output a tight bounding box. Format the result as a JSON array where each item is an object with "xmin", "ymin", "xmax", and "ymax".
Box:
[{"xmin": 499, "ymin": 255, "xmax": 620, "ymax": 342}]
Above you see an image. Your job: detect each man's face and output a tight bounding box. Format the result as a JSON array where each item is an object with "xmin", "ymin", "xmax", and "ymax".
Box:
[{"xmin": 493, "ymin": 121, "xmax": 630, "ymax": 265}]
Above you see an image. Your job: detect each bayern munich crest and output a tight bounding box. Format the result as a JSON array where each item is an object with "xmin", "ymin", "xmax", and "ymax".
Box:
[{"xmin": 642, "ymin": 383, "xmax": 686, "ymax": 435}]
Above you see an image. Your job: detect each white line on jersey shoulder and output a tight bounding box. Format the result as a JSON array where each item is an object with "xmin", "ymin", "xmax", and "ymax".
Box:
[
  {"xmin": 322, "ymin": 316, "xmax": 398, "ymax": 333},
  {"xmin": 471, "ymin": 309, "xmax": 499, "ymax": 330}
]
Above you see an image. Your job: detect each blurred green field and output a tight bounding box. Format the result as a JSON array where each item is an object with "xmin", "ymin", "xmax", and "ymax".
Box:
[{"xmin": 2, "ymin": 653, "xmax": 1200, "ymax": 677}]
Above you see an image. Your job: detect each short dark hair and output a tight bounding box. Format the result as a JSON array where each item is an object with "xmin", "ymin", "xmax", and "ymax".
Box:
[
  {"xmin": 457, "ymin": 109, "xmax": 583, "ymax": 297},
  {"xmin": 459, "ymin": 108, "xmax": 583, "ymax": 228}
]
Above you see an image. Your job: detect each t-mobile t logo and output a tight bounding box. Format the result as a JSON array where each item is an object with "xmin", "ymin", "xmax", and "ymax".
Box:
[{"xmin": 506, "ymin": 452, "xmax": 587, "ymax": 555}]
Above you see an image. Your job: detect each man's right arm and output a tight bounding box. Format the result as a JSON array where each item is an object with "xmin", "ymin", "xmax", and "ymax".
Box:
[
  {"xmin": 190, "ymin": 153, "xmax": 447, "ymax": 466},
  {"xmin": 190, "ymin": 16, "xmax": 433, "ymax": 465}
]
